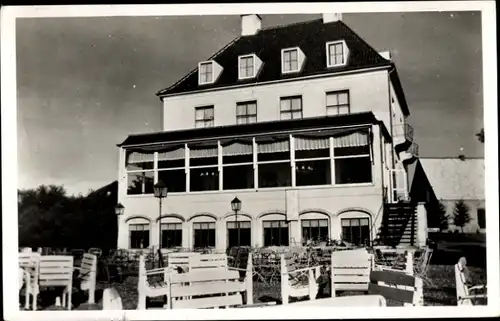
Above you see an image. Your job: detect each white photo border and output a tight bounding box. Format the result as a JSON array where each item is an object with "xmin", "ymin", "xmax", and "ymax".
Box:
[{"xmin": 2, "ymin": 1, "xmax": 498, "ymax": 320}]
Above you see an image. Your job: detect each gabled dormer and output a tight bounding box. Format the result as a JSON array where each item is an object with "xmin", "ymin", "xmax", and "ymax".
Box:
[
  {"xmin": 238, "ymin": 53, "xmax": 263, "ymax": 80},
  {"xmin": 281, "ymin": 47, "xmax": 306, "ymax": 74},
  {"xmin": 198, "ymin": 60, "xmax": 223, "ymax": 86},
  {"xmin": 326, "ymin": 40, "xmax": 349, "ymax": 68}
]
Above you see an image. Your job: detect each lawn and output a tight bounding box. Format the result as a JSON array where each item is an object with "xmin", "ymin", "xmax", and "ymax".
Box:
[{"xmin": 21, "ymin": 236, "xmax": 488, "ymax": 309}]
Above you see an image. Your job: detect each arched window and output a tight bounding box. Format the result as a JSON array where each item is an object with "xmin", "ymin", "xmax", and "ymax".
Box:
[
  {"xmin": 190, "ymin": 215, "xmax": 217, "ymax": 249},
  {"xmin": 261, "ymin": 213, "xmax": 289, "ymax": 247},
  {"xmin": 339, "ymin": 211, "xmax": 371, "ymax": 246},
  {"xmin": 127, "ymin": 217, "xmax": 151, "ymax": 249},
  {"xmin": 225, "ymin": 214, "xmax": 252, "ymax": 248},
  {"xmin": 300, "ymin": 212, "xmax": 330, "ymax": 244},
  {"xmin": 159, "ymin": 216, "xmax": 183, "ymax": 249}
]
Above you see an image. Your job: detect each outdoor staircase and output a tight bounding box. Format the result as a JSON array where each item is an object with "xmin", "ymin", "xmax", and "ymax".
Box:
[{"xmin": 374, "ymin": 202, "xmax": 418, "ymax": 248}]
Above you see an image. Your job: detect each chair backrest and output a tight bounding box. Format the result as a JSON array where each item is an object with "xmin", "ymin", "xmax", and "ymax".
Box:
[
  {"xmin": 19, "ymin": 252, "xmax": 41, "ymax": 286},
  {"xmin": 102, "ymin": 287, "xmax": 123, "ymax": 310},
  {"xmin": 79, "ymin": 253, "xmax": 97, "ymax": 282},
  {"xmin": 167, "ymin": 252, "xmax": 200, "ymax": 268},
  {"xmin": 455, "ymin": 257, "xmax": 472, "ymax": 305},
  {"xmin": 168, "ymin": 268, "xmax": 245, "ymax": 309},
  {"xmin": 88, "ymin": 248, "xmax": 102, "ymax": 257},
  {"xmin": 21, "ymin": 247, "xmax": 32, "ymax": 253},
  {"xmin": 38, "ymin": 255, "xmax": 74, "ymax": 288},
  {"xmin": 419, "ymin": 247, "xmax": 433, "ymax": 274},
  {"xmin": 331, "ymin": 249, "xmax": 373, "ymax": 292},
  {"xmin": 189, "ymin": 253, "xmax": 228, "ymax": 271},
  {"xmin": 368, "ymin": 269, "xmax": 424, "ymax": 306}
]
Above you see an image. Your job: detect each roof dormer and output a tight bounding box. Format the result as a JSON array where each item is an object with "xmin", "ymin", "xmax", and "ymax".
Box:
[
  {"xmin": 198, "ymin": 60, "xmax": 223, "ymax": 85},
  {"xmin": 238, "ymin": 53, "xmax": 262, "ymax": 80},
  {"xmin": 325, "ymin": 40, "xmax": 349, "ymax": 68},
  {"xmin": 281, "ymin": 47, "xmax": 306, "ymax": 74}
]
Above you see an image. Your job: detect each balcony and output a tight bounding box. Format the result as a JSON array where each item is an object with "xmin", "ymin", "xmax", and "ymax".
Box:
[
  {"xmin": 392, "ymin": 123, "xmax": 414, "ymax": 147},
  {"xmin": 399, "ymin": 141, "xmax": 419, "ymax": 162}
]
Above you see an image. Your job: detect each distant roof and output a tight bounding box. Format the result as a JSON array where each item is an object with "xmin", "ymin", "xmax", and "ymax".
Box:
[
  {"xmin": 155, "ymin": 18, "xmax": 408, "ymax": 115},
  {"xmin": 419, "ymin": 158, "xmax": 485, "ymax": 200},
  {"xmin": 118, "ymin": 111, "xmax": 391, "ymax": 148}
]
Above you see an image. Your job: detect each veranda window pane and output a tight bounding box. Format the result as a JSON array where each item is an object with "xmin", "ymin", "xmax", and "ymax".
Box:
[
  {"xmin": 158, "ymin": 169, "xmax": 186, "ymax": 193},
  {"xmin": 127, "ymin": 172, "xmax": 154, "ymax": 195},
  {"xmin": 190, "ymin": 167, "xmax": 219, "ymax": 191},
  {"xmin": 223, "ymin": 165, "xmax": 254, "ymax": 190},
  {"xmin": 258, "ymin": 162, "xmax": 292, "ymax": 188},
  {"xmin": 335, "ymin": 156, "xmax": 372, "ymax": 184},
  {"xmin": 296, "ymin": 159, "xmax": 331, "ymax": 186}
]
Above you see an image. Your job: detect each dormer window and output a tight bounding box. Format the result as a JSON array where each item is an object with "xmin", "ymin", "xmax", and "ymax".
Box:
[
  {"xmin": 281, "ymin": 47, "xmax": 305, "ymax": 74},
  {"xmin": 326, "ymin": 40, "xmax": 348, "ymax": 68},
  {"xmin": 198, "ymin": 60, "xmax": 223, "ymax": 85},
  {"xmin": 238, "ymin": 54, "xmax": 262, "ymax": 80}
]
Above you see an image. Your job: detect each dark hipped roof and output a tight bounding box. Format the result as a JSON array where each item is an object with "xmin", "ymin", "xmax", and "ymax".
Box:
[
  {"xmin": 156, "ymin": 18, "xmax": 409, "ymax": 115},
  {"xmin": 118, "ymin": 111, "xmax": 391, "ymax": 148}
]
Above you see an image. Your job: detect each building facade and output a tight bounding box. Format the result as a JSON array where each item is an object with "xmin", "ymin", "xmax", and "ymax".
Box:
[
  {"xmin": 116, "ymin": 14, "xmax": 420, "ymax": 251},
  {"xmin": 419, "ymin": 157, "xmax": 485, "ymax": 233}
]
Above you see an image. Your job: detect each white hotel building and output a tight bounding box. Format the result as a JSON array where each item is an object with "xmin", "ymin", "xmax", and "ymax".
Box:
[{"xmin": 116, "ymin": 14, "xmax": 426, "ymax": 252}]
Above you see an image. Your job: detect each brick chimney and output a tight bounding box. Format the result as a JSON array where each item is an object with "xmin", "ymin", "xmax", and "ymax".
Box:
[
  {"xmin": 241, "ymin": 14, "xmax": 262, "ymax": 36},
  {"xmin": 322, "ymin": 13, "xmax": 342, "ymax": 23}
]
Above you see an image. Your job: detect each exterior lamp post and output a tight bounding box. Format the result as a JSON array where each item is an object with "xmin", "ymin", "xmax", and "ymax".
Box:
[
  {"xmin": 231, "ymin": 197, "xmax": 242, "ymax": 247},
  {"xmin": 154, "ymin": 181, "xmax": 168, "ymax": 268},
  {"xmin": 114, "ymin": 203, "xmax": 125, "ymax": 248}
]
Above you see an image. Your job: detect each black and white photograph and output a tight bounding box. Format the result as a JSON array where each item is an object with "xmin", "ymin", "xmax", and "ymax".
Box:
[{"xmin": 1, "ymin": 2, "xmax": 499, "ymax": 320}]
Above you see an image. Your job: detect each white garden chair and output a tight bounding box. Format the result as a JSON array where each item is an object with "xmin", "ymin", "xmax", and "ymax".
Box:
[
  {"xmin": 102, "ymin": 287, "xmax": 123, "ymax": 310},
  {"xmin": 19, "ymin": 252, "xmax": 41, "ymax": 310},
  {"xmin": 455, "ymin": 257, "xmax": 487, "ymax": 305},
  {"xmin": 37, "ymin": 255, "xmax": 74, "ymax": 310},
  {"xmin": 137, "ymin": 255, "xmax": 181, "ymax": 310},
  {"xmin": 368, "ymin": 269, "xmax": 424, "ymax": 306},
  {"xmin": 74, "ymin": 253, "xmax": 97, "ymax": 304},
  {"xmin": 188, "ymin": 253, "xmax": 228, "ymax": 271},
  {"xmin": 280, "ymin": 253, "xmax": 321, "ymax": 305},
  {"xmin": 330, "ymin": 248, "xmax": 373, "ymax": 296}
]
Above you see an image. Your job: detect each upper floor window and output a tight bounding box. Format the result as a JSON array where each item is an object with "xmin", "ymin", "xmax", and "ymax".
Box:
[
  {"xmin": 239, "ymin": 55, "xmax": 255, "ymax": 79},
  {"xmin": 236, "ymin": 101, "xmax": 257, "ymax": 124},
  {"xmin": 326, "ymin": 40, "xmax": 348, "ymax": 68},
  {"xmin": 326, "ymin": 91, "xmax": 350, "ymax": 115},
  {"xmin": 195, "ymin": 106, "xmax": 214, "ymax": 128},
  {"xmin": 199, "ymin": 62, "xmax": 213, "ymax": 84},
  {"xmin": 280, "ymin": 96, "xmax": 303, "ymax": 120}
]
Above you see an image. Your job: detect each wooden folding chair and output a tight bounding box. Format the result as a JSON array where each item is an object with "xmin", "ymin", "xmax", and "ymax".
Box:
[
  {"xmin": 19, "ymin": 252, "xmax": 41, "ymax": 310},
  {"xmin": 455, "ymin": 257, "xmax": 487, "ymax": 305},
  {"xmin": 368, "ymin": 269, "xmax": 424, "ymax": 306},
  {"xmin": 38, "ymin": 255, "xmax": 74, "ymax": 310},
  {"xmin": 74, "ymin": 253, "xmax": 97, "ymax": 304}
]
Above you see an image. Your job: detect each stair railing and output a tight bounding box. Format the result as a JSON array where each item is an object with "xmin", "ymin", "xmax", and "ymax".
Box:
[{"xmin": 371, "ymin": 203, "xmax": 384, "ymax": 246}]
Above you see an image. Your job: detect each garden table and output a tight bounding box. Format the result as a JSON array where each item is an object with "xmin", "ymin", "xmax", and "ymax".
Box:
[{"xmin": 269, "ymin": 295, "xmax": 387, "ymax": 307}]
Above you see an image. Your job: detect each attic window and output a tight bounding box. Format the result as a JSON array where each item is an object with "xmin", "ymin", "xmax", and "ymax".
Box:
[
  {"xmin": 198, "ymin": 60, "xmax": 223, "ymax": 85},
  {"xmin": 238, "ymin": 54, "xmax": 262, "ymax": 80},
  {"xmin": 326, "ymin": 40, "xmax": 348, "ymax": 68},
  {"xmin": 281, "ymin": 47, "xmax": 305, "ymax": 74},
  {"xmin": 199, "ymin": 61, "xmax": 214, "ymax": 84}
]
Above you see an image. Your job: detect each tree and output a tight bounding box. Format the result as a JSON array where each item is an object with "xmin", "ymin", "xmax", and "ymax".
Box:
[
  {"xmin": 435, "ymin": 200, "xmax": 450, "ymax": 232},
  {"xmin": 452, "ymin": 199, "xmax": 471, "ymax": 233},
  {"xmin": 476, "ymin": 128, "xmax": 484, "ymax": 143}
]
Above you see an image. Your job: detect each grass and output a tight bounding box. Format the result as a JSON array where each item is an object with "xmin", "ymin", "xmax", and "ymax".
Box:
[{"xmin": 22, "ymin": 236, "xmax": 487, "ymax": 309}]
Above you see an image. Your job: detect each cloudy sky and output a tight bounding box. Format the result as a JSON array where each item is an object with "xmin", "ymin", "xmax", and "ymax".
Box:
[{"xmin": 16, "ymin": 11, "xmax": 484, "ymax": 196}]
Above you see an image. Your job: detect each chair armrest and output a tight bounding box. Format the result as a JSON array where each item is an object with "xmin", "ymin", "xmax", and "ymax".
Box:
[
  {"xmin": 228, "ymin": 267, "xmax": 247, "ymax": 272},
  {"xmin": 469, "ymin": 285, "xmax": 487, "ymax": 292},
  {"xmin": 236, "ymin": 302, "xmax": 277, "ymax": 308},
  {"xmin": 285, "ymin": 265, "xmax": 322, "ymax": 275}
]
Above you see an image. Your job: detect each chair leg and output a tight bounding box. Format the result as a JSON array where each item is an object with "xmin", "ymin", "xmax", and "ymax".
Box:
[
  {"xmin": 24, "ymin": 285, "xmax": 30, "ymax": 310},
  {"xmin": 32, "ymin": 291, "xmax": 38, "ymax": 311},
  {"xmin": 62, "ymin": 289, "xmax": 66, "ymax": 308},
  {"xmin": 67, "ymin": 287, "xmax": 72, "ymax": 310},
  {"xmin": 88, "ymin": 284, "xmax": 95, "ymax": 304}
]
